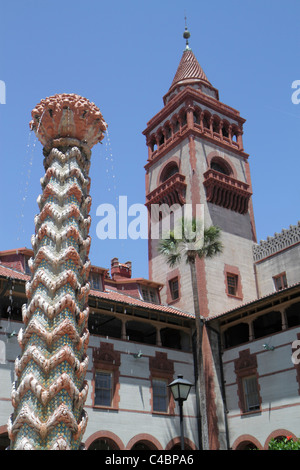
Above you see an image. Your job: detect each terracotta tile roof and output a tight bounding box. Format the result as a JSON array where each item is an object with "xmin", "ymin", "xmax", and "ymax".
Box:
[
  {"xmin": 170, "ymin": 49, "xmax": 211, "ymax": 91},
  {"xmin": 0, "ymin": 263, "xmax": 194, "ymax": 320},
  {"xmin": 206, "ymin": 281, "xmax": 300, "ymax": 321},
  {"xmin": 0, "ymin": 263, "xmax": 30, "ymax": 281},
  {"xmin": 90, "ymin": 288, "xmax": 194, "ymax": 319}
]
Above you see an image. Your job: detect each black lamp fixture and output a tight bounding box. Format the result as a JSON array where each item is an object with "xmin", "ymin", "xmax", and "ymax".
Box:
[{"xmin": 168, "ymin": 374, "xmax": 193, "ymax": 450}]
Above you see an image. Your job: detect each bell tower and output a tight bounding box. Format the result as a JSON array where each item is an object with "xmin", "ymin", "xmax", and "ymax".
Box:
[{"xmin": 143, "ymin": 27, "xmax": 257, "ymax": 319}]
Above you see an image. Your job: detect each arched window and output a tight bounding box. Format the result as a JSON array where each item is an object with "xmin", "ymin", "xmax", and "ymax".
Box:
[
  {"xmin": 236, "ymin": 441, "xmax": 259, "ymax": 450},
  {"xmin": 159, "ymin": 132, "xmax": 165, "ymax": 146},
  {"xmin": 149, "ymin": 136, "xmax": 157, "ymax": 153},
  {"xmin": 203, "ymin": 112, "xmax": 210, "ymax": 129},
  {"xmin": 193, "ymin": 110, "xmax": 200, "ymax": 124},
  {"xmin": 88, "ymin": 437, "xmax": 120, "ymax": 450},
  {"xmin": 160, "ymin": 163, "xmax": 179, "ymax": 183},
  {"xmin": 210, "ymin": 157, "xmax": 232, "ymax": 176},
  {"xmin": 212, "ymin": 117, "xmax": 220, "ymax": 134},
  {"xmin": 181, "ymin": 112, "xmax": 187, "ymax": 127},
  {"xmin": 173, "ymin": 118, "xmax": 180, "ymax": 133},
  {"xmin": 165, "ymin": 124, "xmax": 172, "ymax": 140},
  {"xmin": 222, "ymin": 122, "xmax": 229, "ymax": 138}
]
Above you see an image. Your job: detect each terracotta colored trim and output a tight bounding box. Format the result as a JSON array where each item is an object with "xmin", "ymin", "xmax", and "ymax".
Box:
[
  {"xmin": 144, "ymin": 126, "xmax": 249, "ymax": 171},
  {"xmin": 263, "ymin": 429, "xmax": 298, "ymax": 450},
  {"xmin": 234, "ymin": 349, "xmax": 261, "ymax": 414},
  {"xmin": 0, "ymin": 424, "xmax": 8, "ymax": 435},
  {"xmin": 92, "ymin": 342, "xmax": 121, "ymax": 410},
  {"xmin": 188, "ymin": 133, "xmax": 209, "ymax": 318},
  {"xmin": 244, "ymin": 159, "xmax": 257, "ymax": 242},
  {"xmin": 143, "ymin": 86, "xmax": 246, "ymax": 135},
  {"xmin": 125, "ymin": 433, "xmax": 164, "ymax": 450},
  {"xmin": 224, "ymin": 264, "xmax": 243, "ymax": 300},
  {"xmin": 231, "ymin": 434, "xmax": 263, "ymax": 450},
  {"xmin": 165, "ymin": 436, "xmax": 197, "ymax": 450},
  {"xmin": 85, "ymin": 430, "xmax": 125, "ymax": 450},
  {"xmin": 149, "ymin": 351, "xmax": 175, "ymax": 415},
  {"xmin": 156, "ymin": 156, "xmax": 181, "ymax": 187},
  {"xmin": 206, "ymin": 150, "xmax": 237, "ymax": 179},
  {"xmin": 202, "ymin": 324, "xmax": 220, "ymax": 449},
  {"xmin": 165, "ymin": 268, "xmax": 181, "ymax": 305}
]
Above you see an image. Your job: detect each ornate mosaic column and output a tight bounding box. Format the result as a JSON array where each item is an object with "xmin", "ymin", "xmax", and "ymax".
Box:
[{"xmin": 8, "ymin": 94, "xmax": 107, "ymax": 450}]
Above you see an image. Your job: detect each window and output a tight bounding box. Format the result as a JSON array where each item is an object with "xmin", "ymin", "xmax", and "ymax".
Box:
[
  {"xmin": 152, "ymin": 379, "xmax": 168, "ymax": 413},
  {"xmin": 89, "ymin": 272, "xmax": 102, "ymax": 290},
  {"xmin": 224, "ymin": 265, "xmax": 243, "ymax": 300},
  {"xmin": 169, "ymin": 278, "xmax": 179, "ymax": 301},
  {"xmin": 95, "ymin": 371, "xmax": 112, "ymax": 407},
  {"xmin": 160, "ymin": 163, "xmax": 179, "ymax": 183},
  {"xmin": 93, "ymin": 343, "xmax": 121, "ymax": 410},
  {"xmin": 273, "ymin": 272, "xmax": 287, "ymax": 291},
  {"xmin": 227, "ymin": 274, "xmax": 238, "ymax": 296},
  {"xmin": 242, "ymin": 376, "xmax": 260, "ymax": 412},
  {"xmin": 234, "ymin": 349, "xmax": 261, "ymax": 414},
  {"xmin": 149, "ymin": 352, "xmax": 175, "ymax": 415},
  {"xmin": 141, "ymin": 287, "xmax": 158, "ymax": 304}
]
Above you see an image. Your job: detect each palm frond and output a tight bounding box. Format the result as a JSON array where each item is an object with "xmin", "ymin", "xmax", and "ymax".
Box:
[{"xmin": 158, "ymin": 218, "xmax": 223, "ymax": 266}]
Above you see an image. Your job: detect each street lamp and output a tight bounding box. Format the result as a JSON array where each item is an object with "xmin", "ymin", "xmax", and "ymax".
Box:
[{"xmin": 168, "ymin": 375, "xmax": 193, "ymax": 450}]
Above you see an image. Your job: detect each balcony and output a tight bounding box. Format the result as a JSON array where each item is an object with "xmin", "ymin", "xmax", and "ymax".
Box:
[
  {"xmin": 145, "ymin": 173, "xmax": 186, "ymax": 208},
  {"xmin": 203, "ymin": 169, "xmax": 252, "ymax": 214}
]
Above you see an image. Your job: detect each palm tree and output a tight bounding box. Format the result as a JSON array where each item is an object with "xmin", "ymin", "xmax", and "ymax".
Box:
[{"xmin": 158, "ymin": 218, "xmax": 223, "ymax": 449}]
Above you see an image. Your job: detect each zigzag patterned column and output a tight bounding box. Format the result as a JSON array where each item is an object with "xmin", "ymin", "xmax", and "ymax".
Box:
[{"xmin": 8, "ymin": 94, "xmax": 107, "ymax": 450}]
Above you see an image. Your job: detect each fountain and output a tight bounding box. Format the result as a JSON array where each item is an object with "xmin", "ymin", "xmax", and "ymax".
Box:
[{"xmin": 8, "ymin": 93, "xmax": 107, "ymax": 450}]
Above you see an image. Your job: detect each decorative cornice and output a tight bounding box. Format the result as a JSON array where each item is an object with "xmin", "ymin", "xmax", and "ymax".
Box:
[
  {"xmin": 143, "ymin": 86, "xmax": 245, "ymax": 136},
  {"xmin": 253, "ymin": 222, "xmax": 300, "ymax": 262}
]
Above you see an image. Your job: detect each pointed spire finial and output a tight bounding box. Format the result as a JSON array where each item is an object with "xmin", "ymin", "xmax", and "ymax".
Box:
[{"xmin": 183, "ymin": 15, "xmax": 191, "ymax": 51}]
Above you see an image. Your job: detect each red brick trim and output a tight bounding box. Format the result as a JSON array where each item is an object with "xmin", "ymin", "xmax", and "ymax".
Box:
[
  {"xmin": 244, "ymin": 158, "xmax": 257, "ymax": 242},
  {"xmin": 166, "ymin": 268, "xmax": 181, "ymax": 304},
  {"xmin": 156, "ymin": 156, "xmax": 181, "ymax": 187},
  {"xmin": 232, "ymin": 434, "xmax": 263, "ymax": 450},
  {"xmin": 149, "ymin": 351, "xmax": 175, "ymax": 415},
  {"xmin": 85, "ymin": 430, "xmax": 125, "ymax": 450},
  {"xmin": 263, "ymin": 429, "xmax": 298, "ymax": 450},
  {"xmin": 234, "ymin": 349, "xmax": 261, "ymax": 414},
  {"xmin": 202, "ymin": 324, "xmax": 220, "ymax": 449},
  {"xmin": 206, "ymin": 151, "xmax": 237, "ymax": 178},
  {"xmin": 224, "ymin": 264, "xmax": 243, "ymax": 300},
  {"xmin": 165, "ymin": 436, "xmax": 197, "ymax": 450},
  {"xmin": 0, "ymin": 424, "xmax": 8, "ymax": 435},
  {"xmin": 126, "ymin": 433, "xmax": 163, "ymax": 450},
  {"xmin": 92, "ymin": 342, "xmax": 121, "ymax": 410}
]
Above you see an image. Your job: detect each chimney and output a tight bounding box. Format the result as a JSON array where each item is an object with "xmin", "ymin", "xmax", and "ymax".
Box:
[{"xmin": 111, "ymin": 258, "xmax": 132, "ymax": 280}]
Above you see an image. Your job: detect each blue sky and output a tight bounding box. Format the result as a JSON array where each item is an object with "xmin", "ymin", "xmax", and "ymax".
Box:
[{"xmin": 0, "ymin": 0, "xmax": 299, "ymax": 279}]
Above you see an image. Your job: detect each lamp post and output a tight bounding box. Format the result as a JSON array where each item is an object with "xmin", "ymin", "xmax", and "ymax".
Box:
[{"xmin": 168, "ymin": 375, "xmax": 193, "ymax": 450}]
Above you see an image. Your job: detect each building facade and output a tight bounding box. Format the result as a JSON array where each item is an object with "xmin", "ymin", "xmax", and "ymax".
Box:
[
  {"xmin": 0, "ymin": 30, "xmax": 299, "ymax": 450},
  {"xmin": 0, "ymin": 250, "xmax": 198, "ymax": 450}
]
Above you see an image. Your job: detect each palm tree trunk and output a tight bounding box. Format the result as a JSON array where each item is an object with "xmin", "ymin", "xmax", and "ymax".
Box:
[{"xmin": 189, "ymin": 258, "xmax": 209, "ymax": 450}]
